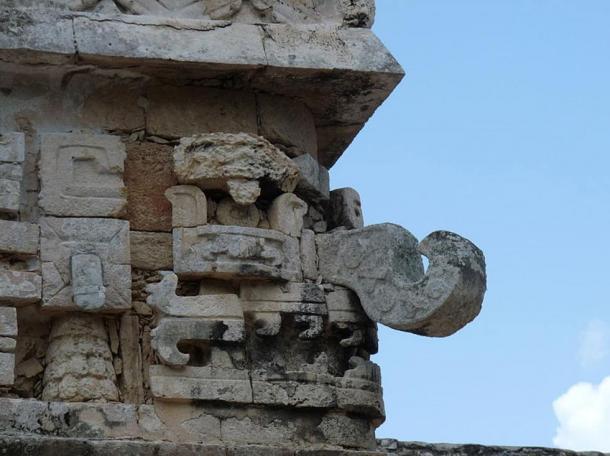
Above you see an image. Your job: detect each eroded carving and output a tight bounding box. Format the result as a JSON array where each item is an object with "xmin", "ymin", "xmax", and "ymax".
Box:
[
  {"xmin": 173, "ymin": 133, "xmax": 300, "ymax": 205},
  {"xmin": 165, "ymin": 185, "xmax": 207, "ymax": 228},
  {"xmin": 268, "ymin": 193, "xmax": 308, "ymax": 237},
  {"xmin": 174, "ymin": 225, "xmax": 302, "ymax": 281},
  {"xmin": 317, "ymin": 224, "xmax": 487, "ymax": 337},
  {"xmin": 40, "ymin": 217, "xmax": 131, "ymax": 312},
  {"xmin": 39, "ymin": 133, "xmax": 127, "ymax": 218}
]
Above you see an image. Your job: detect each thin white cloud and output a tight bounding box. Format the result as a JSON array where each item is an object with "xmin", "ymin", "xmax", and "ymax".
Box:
[
  {"xmin": 579, "ymin": 320, "xmax": 608, "ymax": 368},
  {"xmin": 553, "ymin": 377, "xmax": 610, "ymax": 452}
]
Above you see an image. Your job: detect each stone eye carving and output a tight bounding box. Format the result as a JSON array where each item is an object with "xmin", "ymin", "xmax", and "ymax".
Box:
[{"xmin": 317, "ymin": 224, "xmax": 487, "ymax": 337}]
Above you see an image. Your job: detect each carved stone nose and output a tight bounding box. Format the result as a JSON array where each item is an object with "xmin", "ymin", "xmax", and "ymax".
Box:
[{"xmin": 317, "ymin": 224, "xmax": 487, "ymax": 337}]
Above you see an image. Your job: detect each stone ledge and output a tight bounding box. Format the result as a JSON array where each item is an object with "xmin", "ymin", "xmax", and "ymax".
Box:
[
  {"xmin": 0, "ymin": 7, "xmax": 404, "ymax": 168},
  {"xmin": 377, "ymin": 440, "xmax": 609, "ymax": 456}
]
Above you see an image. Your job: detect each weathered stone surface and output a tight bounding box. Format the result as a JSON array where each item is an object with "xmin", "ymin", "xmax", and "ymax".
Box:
[
  {"xmin": 39, "ymin": 133, "xmax": 127, "ymax": 218},
  {"xmin": 150, "ymin": 365, "xmax": 253, "ymax": 403},
  {"xmin": 0, "ymin": 336, "xmax": 17, "ymax": 353},
  {"xmin": 147, "ymin": 272, "xmax": 242, "ymax": 318},
  {"xmin": 0, "ymin": 351, "xmax": 15, "ymax": 385},
  {"xmin": 216, "ymin": 197, "xmax": 260, "ymax": 227},
  {"xmin": 174, "ymin": 225, "xmax": 302, "ymax": 281},
  {"xmin": 70, "ymin": 253, "xmax": 106, "ymax": 311},
  {"xmin": 0, "ymin": 307, "xmax": 17, "ymax": 337},
  {"xmin": 0, "ymin": 220, "xmax": 39, "ymax": 256},
  {"xmin": 148, "ymin": 87, "xmax": 258, "ymax": 139},
  {"xmin": 165, "ymin": 185, "xmax": 208, "ymax": 228},
  {"xmin": 130, "ymin": 231, "xmax": 173, "ymax": 271},
  {"xmin": 40, "ymin": 217, "xmax": 131, "ymax": 312},
  {"xmin": 119, "ymin": 314, "xmax": 145, "ymax": 404},
  {"xmin": 317, "ymin": 225, "xmax": 487, "ymax": 337},
  {"xmin": 152, "ymin": 317, "xmax": 244, "ymax": 366},
  {"xmin": 42, "ymin": 314, "xmax": 119, "ymax": 402},
  {"xmin": 269, "ymin": 193, "xmax": 308, "ymax": 237},
  {"xmin": 377, "ymin": 440, "xmax": 607, "ymax": 456},
  {"xmin": 0, "ymin": 132, "xmax": 25, "ymax": 214},
  {"xmin": 258, "ymin": 94, "xmax": 318, "ymax": 158},
  {"xmin": 0, "ymin": 271, "xmax": 42, "ymax": 306},
  {"xmin": 329, "ymin": 187, "xmax": 364, "ymax": 230},
  {"xmin": 300, "ymin": 229, "xmax": 319, "ymax": 280},
  {"xmin": 326, "ymin": 287, "xmax": 367, "ymax": 324},
  {"xmin": 125, "ymin": 141, "xmax": 177, "ymax": 232},
  {"xmin": 318, "ymin": 414, "xmax": 376, "ymax": 449},
  {"xmin": 173, "ymin": 133, "xmax": 300, "ymax": 205},
  {"xmin": 293, "ymin": 154, "xmax": 330, "ymax": 203}
]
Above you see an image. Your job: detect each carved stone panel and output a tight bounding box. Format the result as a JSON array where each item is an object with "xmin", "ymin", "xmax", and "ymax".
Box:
[
  {"xmin": 39, "ymin": 133, "xmax": 127, "ymax": 218},
  {"xmin": 40, "ymin": 217, "xmax": 131, "ymax": 312},
  {"xmin": 173, "ymin": 225, "xmax": 302, "ymax": 281}
]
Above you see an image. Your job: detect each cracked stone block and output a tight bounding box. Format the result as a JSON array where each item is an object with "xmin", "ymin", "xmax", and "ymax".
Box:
[
  {"xmin": 0, "ymin": 132, "xmax": 25, "ymax": 214},
  {"xmin": 39, "ymin": 133, "xmax": 127, "ymax": 217},
  {"xmin": 268, "ymin": 193, "xmax": 308, "ymax": 237},
  {"xmin": 292, "ymin": 154, "xmax": 330, "ymax": 204},
  {"xmin": 150, "ymin": 365, "xmax": 253, "ymax": 403},
  {"xmin": 165, "ymin": 185, "xmax": 207, "ymax": 228},
  {"xmin": 0, "ymin": 220, "xmax": 39, "ymax": 256},
  {"xmin": 173, "ymin": 133, "xmax": 300, "ymax": 205},
  {"xmin": 40, "ymin": 217, "xmax": 131, "ymax": 312},
  {"xmin": 0, "ymin": 271, "xmax": 42, "ymax": 306},
  {"xmin": 173, "ymin": 225, "xmax": 302, "ymax": 281}
]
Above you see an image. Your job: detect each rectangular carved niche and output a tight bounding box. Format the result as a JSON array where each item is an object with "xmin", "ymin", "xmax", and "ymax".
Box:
[
  {"xmin": 40, "ymin": 217, "xmax": 131, "ymax": 312},
  {"xmin": 39, "ymin": 133, "xmax": 127, "ymax": 218}
]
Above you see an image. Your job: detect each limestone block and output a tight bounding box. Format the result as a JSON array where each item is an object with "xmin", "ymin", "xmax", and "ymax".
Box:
[
  {"xmin": 125, "ymin": 141, "xmax": 177, "ymax": 232},
  {"xmin": 0, "ymin": 271, "xmax": 42, "ymax": 306},
  {"xmin": 39, "ymin": 133, "xmax": 127, "ymax": 218},
  {"xmin": 326, "ymin": 287, "xmax": 367, "ymax": 324},
  {"xmin": 0, "ymin": 352, "xmax": 15, "ymax": 385},
  {"xmin": 40, "ymin": 217, "xmax": 131, "ymax": 312},
  {"xmin": 240, "ymin": 282, "xmax": 325, "ymax": 303},
  {"xmin": 257, "ymin": 94, "xmax": 318, "ymax": 158},
  {"xmin": 216, "ymin": 197, "xmax": 260, "ymax": 227},
  {"xmin": 150, "ymin": 365, "xmax": 253, "ymax": 403},
  {"xmin": 148, "ymin": 87, "xmax": 258, "ymax": 139},
  {"xmin": 152, "ymin": 318, "xmax": 245, "ymax": 366},
  {"xmin": 174, "ymin": 225, "xmax": 302, "ymax": 281},
  {"xmin": 0, "ymin": 132, "xmax": 25, "ymax": 163},
  {"xmin": 146, "ymin": 272, "xmax": 242, "ymax": 319},
  {"xmin": 173, "ymin": 133, "xmax": 300, "ymax": 205},
  {"xmin": 317, "ymin": 225, "xmax": 487, "ymax": 337},
  {"xmin": 0, "ymin": 132, "xmax": 25, "ymax": 214},
  {"xmin": 300, "ymin": 229, "xmax": 318, "ymax": 280},
  {"xmin": 292, "ymin": 154, "xmax": 330, "ymax": 203},
  {"xmin": 71, "ymin": 253, "xmax": 106, "ymax": 311},
  {"xmin": 119, "ymin": 314, "xmax": 145, "ymax": 404},
  {"xmin": 329, "ymin": 187, "xmax": 364, "ymax": 230},
  {"xmin": 317, "ymin": 414, "xmax": 376, "ymax": 450},
  {"xmin": 130, "ymin": 231, "xmax": 173, "ymax": 271},
  {"xmin": 0, "ymin": 307, "xmax": 17, "ymax": 337},
  {"xmin": 252, "ymin": 380, "xmax": 336, "ymax": 408},
  {"xmin": 268, "ymin": 193, "xmax": 308, "ymax": 237},
  {"xmin": 165, "ymin": 185, "xmax": 207, "ymax": 228},
  {"xmin": 0, "ymin": 337, "xmax": 16, "ymax": 353},
  {"xmin": 0, "ymin": 220, "xmax": 39, "ymax": 256}
]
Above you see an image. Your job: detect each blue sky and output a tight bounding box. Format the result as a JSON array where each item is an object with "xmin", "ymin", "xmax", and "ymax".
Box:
[{"xmin": 331, "ymin": 0, "xmax": 610, "ymax": 449}]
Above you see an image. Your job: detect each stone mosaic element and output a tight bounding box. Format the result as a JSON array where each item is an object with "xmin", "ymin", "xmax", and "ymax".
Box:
[
  {"xmin": 40, "ymin": 217, "xmax": 131, "ymax": 312},
  {"xmin": 39, "ymin": 133, "xmax": 127, "ymax": 218}
]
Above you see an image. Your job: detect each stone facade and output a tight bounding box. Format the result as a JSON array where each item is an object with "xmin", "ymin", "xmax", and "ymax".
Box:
[{"xmin": 0, "ymin": 1, "xmax": 588, "ymax": 455}]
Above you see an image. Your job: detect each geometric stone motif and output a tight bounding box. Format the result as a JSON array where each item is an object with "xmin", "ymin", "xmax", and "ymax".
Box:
[
  {"xmin": 0, "ymin": 132, "xmax": 25, "ymax": 215},
  {"xmin": 39, "ymin": 133, "xmax": 127, "ymax": 217},
  {"xmin": 173, "ymin": 225, "xmax": 302, "ymax": 281},
  {"xmin": 40, "ymin": 217, "xmax": 131, "ymax": 312}
]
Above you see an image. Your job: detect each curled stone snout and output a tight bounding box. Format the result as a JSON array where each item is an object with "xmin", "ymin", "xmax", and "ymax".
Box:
[{"xmin": 316, "ymin": 224, "xmax": 487, "ymax": 337}]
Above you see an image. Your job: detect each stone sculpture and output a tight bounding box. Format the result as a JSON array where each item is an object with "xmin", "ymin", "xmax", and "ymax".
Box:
[{"xmin": 0, "ymin": 0, "xmax": 488, "ymax": 454}]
